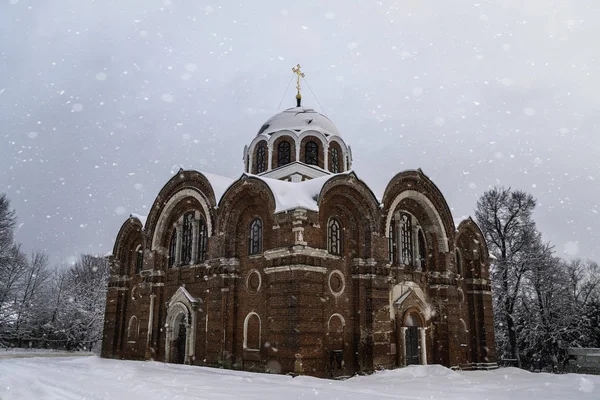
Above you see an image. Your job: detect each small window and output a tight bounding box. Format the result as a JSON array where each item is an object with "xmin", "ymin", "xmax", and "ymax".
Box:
[
  {"xmin": 400, "ymin": 213, "xmax": 413, "ymax": 265},
  {"xmin": 256, "ymin": 145, "xmax": 267, "ymax": 173},
  {"xmin": 181, "ymin": 212, "xmax": 194, "ymax": 265},
  {"xmin": 168, "ymin": 229, "xmax": 177, "ymax": 268},
  {"xmin": 249, "ymin": 218, "xmax": 262, "ymax": 255},
  {"xmin": 331, "ymin": 147, "xmax": 340, "ymax": 173},
  {"xmin": 244, "ymin": 312, "xmax": 261, "ymax": 350},
  {"xmin": 388, "ymin": 218, "xmax": 396, "ymax": 263},
  {"xmin": 278, "ymin": 141, "xmax": 291, "ymax": 167},
  {"xmin": 456, "ymin": 250, "xmax": 462, "ymax": 275},
  {"xmin": 328, "ymin": 218, "xmax": 342, "ymax": 256},
  {"xmin": 198, "ymin": 217, "xmax": 208, "ymax": 263},
  {"xmin": 135, "ymin": 245, "xmax": 143, "ymax": 273},
  {"xmin": 306, "ymin": 141, "xmax": 318, "ymax": 165},
  {"xmin": 127, "ymin": 316, "xmax": 139, "ymax": 340}
]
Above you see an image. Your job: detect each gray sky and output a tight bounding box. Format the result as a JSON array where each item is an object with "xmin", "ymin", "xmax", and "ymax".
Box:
[{"xmin": 1, "ymin": 0, "xmax": 599, "ymax": 266}]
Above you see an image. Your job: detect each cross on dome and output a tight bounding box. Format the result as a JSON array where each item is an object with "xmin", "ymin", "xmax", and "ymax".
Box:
[{"xmin": 292, "ymin": 64, "xmax": 305, "ymax": 107}]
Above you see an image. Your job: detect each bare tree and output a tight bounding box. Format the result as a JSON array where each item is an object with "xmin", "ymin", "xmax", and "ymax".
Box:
[{"xmin": 475, "ymin": 187, "xmax": 539, "ymax": 366}]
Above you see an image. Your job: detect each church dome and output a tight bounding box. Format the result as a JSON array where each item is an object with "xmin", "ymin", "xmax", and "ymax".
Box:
[{"xmin": 257, "ymin": 107, "xmax": 341, "ymax": 137}]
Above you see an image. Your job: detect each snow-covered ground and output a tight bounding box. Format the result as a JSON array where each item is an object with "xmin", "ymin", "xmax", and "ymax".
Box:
[{"xmin": 0, "ymin": 356, "xmax": 597, "ymax": 400}]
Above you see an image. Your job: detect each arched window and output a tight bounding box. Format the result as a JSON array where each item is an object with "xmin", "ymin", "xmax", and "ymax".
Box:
[
  {"xmin": 168, "ymin": 229, "xmax": 177, "ymax": 268},
  {"xmin": 388, "ymin": 218, "xmax": 396, "ymax": 263},
  {"xmin": 305, "ymin": 141, "xmax": 318, "ymax": 165},
  {"xmin": 181, "ymin": 212, "xmax": 194, "ymax": 265},
  {"xmin": 249, "ymin": 218, "xmax": 262, "ymax": 255},
  {"xmin": 197, "ymin": 217, "xmax": 208, "ymax": 263},
  {"xmin": 127, "ymin": 316, "xmax": 139, "ymax": 340},
  {"xmin": 278, "ymin": 141, "xmax": 291, "ymax": 167},
  {"xmin": 456, "ymin": 249, "xmax": 463, "ymax": 275},
  {"xmin": 328, "ymin": 218, "xmax": 342, "ymax": 256},
  {"xmin": 331, "ymin": 147, "xmax": 340, "ymax": 173},
  {"xmin": 244, "ymin": 312, "xmax": 261, "ymax": 350},
  {"xmin": 418, "ymin": 230, "xmax": 427, "ymax": 269},
  {"xmin": 400, "ymin": 213, "xmax": 413, "ymax": 265},
  {"xmin": 135, "ymin": 245, "xmax": 143, "ymax": 273},
  {"xmin": 256, "ymin": 145, "xmax": 267, "ymax": 173}
]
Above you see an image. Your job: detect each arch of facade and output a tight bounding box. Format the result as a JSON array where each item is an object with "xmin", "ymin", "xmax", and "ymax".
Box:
[
  {"xmin": 146, "ymin": 171, "xmax": 218, "ymax": 253},
  {"xmin": 217, "ymin": 176, "xmax": 276, "ymax": 258},
  {"xmin": 382, "ymin": 170, "xmax": 455, "ymax": 254},
  {"xmin": 318, "ymin": 174, "xmax": 379, "ymax": 259},
  {"xmin": 112, "ymin": 217, "xmax": 144, "ymax": 275}
]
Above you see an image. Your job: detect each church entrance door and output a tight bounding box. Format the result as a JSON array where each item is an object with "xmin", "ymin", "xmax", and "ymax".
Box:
[
  {"xmin": 174, "ymin": 321, "xmax": 187, "ymax": 364},
  {"xmin": 405, "ymin": 326, "xmax": 419, "ymax": 365}
]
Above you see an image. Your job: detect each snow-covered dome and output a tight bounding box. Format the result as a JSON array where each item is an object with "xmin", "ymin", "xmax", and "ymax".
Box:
[{"xmin": 257, "ymin": 107, "xmax": 341, "ymax": 137}]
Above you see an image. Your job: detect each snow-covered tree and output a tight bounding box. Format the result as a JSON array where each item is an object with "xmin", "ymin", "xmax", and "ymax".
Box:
[{"xmin": 476, "ymin": 187, "xmax": 539, "ymax": 367}]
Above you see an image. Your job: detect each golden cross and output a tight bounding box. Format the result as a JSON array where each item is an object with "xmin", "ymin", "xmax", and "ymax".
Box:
[{"xmin": 292, "ymin": 64, "xmax": 305, "ymax": 99}]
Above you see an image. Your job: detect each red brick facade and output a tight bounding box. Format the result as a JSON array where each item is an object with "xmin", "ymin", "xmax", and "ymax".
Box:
[{"xmin": 101, "ymin": 168, "xmax": 497, "ymax": 377}]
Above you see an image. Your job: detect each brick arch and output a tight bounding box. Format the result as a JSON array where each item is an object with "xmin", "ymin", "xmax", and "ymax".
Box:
[
  {"xmin": 318, "ymin": 175, "xmax": 380, "ymax": 260},
  {"xmin": 382, "ymin": 170, "xmax": 455, "ymax": 250},
  {"xmin": 318, "ymin": 173, "xmax": 380, "ymax": 231},
  {"xmin": 217, "ymin": 177, "xmax": 276, "ymax": 258},
  {"xmin": 113, "ymin": 217, "xmax": 144, "ymax": 276},
  {"xmin": 146, "ymin": 170, "xmax": 218, "ymax": 249}
]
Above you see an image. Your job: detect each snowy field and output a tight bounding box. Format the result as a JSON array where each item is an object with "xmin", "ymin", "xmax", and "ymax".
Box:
[{"xmin": 0, "ymin": 356, "xmax": 598, "ymax": 400}]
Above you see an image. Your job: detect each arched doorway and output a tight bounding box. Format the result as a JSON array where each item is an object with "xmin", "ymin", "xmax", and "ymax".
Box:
[
  {"xmin": 404, "ymin": 312, "xmax": 420, "ymax": 365},
  {"xmin": 396, "ymin": 308, "xmax": 427, "ymax": 367},
  {"xmin": 327, "ymin": 314, "xmax": 345, "ymax": 378},
  {"xmin": 164, "ymin": 287, "xmax": 200, "ymax": 365},
  {"xmin": 172, "ymin": 314, "xmax": 188, "ymax": 364}
]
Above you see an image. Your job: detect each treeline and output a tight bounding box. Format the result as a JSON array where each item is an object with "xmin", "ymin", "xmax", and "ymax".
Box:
[
  {"xmin": 0, "ymin": 194, "xmax": 108, "ymax": 351},
  {"xmin": 476, "ymin": 187, "xmax": 600, "ymax": 372}
]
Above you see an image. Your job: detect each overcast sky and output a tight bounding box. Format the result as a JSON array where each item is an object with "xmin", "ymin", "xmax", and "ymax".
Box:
[{"xmin": 1, "ymin": 0, "xmax": 599, "ymax": 266}]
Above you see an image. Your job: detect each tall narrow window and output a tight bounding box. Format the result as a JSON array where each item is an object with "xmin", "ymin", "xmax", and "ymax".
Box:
[
  {"xmin": 197, "ymin": 217, "xmax": 208, "ymax": 262},
  {"xmin": 328, "ymin": 218, "xmax": 342, "ymax": 256},
  {"xmin": 400, "ymin": 213, "xmax": 413, "ymax": 265},
  {"xmin": 135, "ymin": 245, "xmax": 143, "ymax": 273},
  {"xmin": 249, "ymin": 218, "xmax": 262, "ymax": 255},
  {"xmin": 278, "ymin": 141, "xmax": 291, "ymax": 167},
  {"xmin": 306, "ymin": 141, "xmax": 318, "ymax": 165},
  {"xmin": 331, "ymin": 147, "xmax": 340, "ymax": 173},
  {"xmin": 456, "ymin": 250, "xmax": 462, "ymax": 275},
  {"xmin": 256, "ymin": 145, "xmax": 267, "ymax": 173},
  {"xmin": 168, "ymin": 230, "xmax": 177, "ymax": 268},
  {"xmin": 181, "ymin": 212, "xmax": 194, "ymax": 265},
  {"xmin": 388, "ymin": 218, "xmax": 396, "ymax": 263},
  {"xmin": 418, "ymin": 230, "xmax": 427, "ymax": 269}
]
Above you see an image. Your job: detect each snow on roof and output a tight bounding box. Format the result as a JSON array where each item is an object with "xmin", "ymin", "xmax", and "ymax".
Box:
[
  {"xmin": 250, "ymin": 173, "xmax": 339, "ymax": 213},
  {"xmin": 454, "ymin": 216, "xmax": 468, "ymax": 230},
  {"xmin": 198, "ymin": 170, "xmax": 235, "ymax": 203},
  {"xmin": 130, "ymin": 213, "xmax": 148, "ymax": 228},
  {"xmin": 258, "ymin": 107, "xmax": 340, "ymax": 136}
]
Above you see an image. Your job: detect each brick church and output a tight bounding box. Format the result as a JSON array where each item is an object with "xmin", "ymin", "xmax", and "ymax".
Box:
[{"xmin": 101, "ymin": 67, "xmax": 497, "ymax": 377}]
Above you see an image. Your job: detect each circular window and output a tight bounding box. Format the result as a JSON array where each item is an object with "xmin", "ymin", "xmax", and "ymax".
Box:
[
  {"xmin": 246, "ymin": 269, "xmax": 262, "ymax": 293},
  {"xmin": 328, "ymin": 270, "xmax": 345, "ymax": 296}
]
